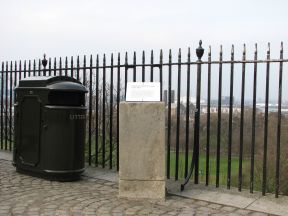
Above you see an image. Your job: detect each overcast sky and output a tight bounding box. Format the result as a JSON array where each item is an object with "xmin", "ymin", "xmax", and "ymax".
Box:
[
  {"xmin": 0, "ymin": 0, "xmax": 286, "ymax": 60},
  {"xmin": 0, "ymin": 0, "xmax": 287, "ymax": 100}
]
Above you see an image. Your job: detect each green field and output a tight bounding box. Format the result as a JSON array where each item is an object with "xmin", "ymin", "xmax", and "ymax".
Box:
[
  {"xmin": 84, "ymin": 139, "xmax": 251, "ymax": 188},
  {"xmin": 169, "ymin": 152, "xmax": 249, "ymax": 187}
]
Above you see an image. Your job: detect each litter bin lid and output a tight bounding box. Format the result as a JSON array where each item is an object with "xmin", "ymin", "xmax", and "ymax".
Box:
[{"xmin": 16, "ymin": 76, "xmax": 87, "ymax": 92}]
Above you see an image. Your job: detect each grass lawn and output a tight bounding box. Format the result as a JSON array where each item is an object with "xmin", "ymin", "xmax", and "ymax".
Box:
[
  {"xmin": 169, "ymin": 152, "xmax": 249, "ymax": 187},
  {"xmin": 85, "ymin": 139, "xmax": 250, "ymax": 188}
]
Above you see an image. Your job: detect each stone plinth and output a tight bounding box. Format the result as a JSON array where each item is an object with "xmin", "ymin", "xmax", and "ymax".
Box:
[{"xmin": 119, "ymin": 102, "xmax": 165, "ymax": 200}]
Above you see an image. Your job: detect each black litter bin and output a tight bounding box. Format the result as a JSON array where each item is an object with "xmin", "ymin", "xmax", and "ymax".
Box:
[{"xmin": 13, "ymin": 76, "xmax": 87, "ymax": 181}]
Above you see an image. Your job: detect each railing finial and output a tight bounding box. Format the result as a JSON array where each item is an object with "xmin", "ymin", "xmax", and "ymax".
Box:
[
  {"xmin": 196, "ymin": 40, "xmax": 204, "ymax": 61},
  {"xmin": 42, "ymin": 54, "xmax": 48, "ymax": 68}
]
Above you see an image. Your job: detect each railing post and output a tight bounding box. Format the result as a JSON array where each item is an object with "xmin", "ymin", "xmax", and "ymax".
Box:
[
  {"xmin": 216, "ymin": 45, "xmax": 223, "ymax": 187},
  {"xmin": 95, "ymin": 55, "xmax": 99, "ymax": 167},
  {"xmin": 9, "ymin": 61, "xmax": 12, "ymax": 150},
  {"xmin": 116, "ymin": 53, "xmax": 120, "ymax": 171},
  {"xmin": 184, "ymin": 48, "xmax": 191, "ymax": 179},
  {"xmin": 109, "ymin": 54, "xmax": 114, "ymax": 169},
  {"xmin": 167, "ymin": 49, "xmax": 172, "ymax": 179},
  {"xmin": 206, "ymin": 46, "xmax": 211, "ymax": 186},
  {"xmin": 102, "ymin": 54, "xmax": 106, "ymax": 168},
  {"xmin": 262, "ymin": 43, "xmax": 270, "ymax": 196},
  {"xmin": 238, "ymin": 44, "xmax": 246, "ymax": 191},
  {"xmin": 275, "ymin": 42, "xmax": 283, "ymax": 198},
  {"xmin": 250, "ymin": 43, "xmax": 258, "ymax": 194},
  {"xmin": 194, "ymin": 40, "xmax": 204, "ymax": 184},
  {"xmin": 0, "ymin": 62, "xmax": 4, "ymax": 150},
  {"xmin": 228, "ymin": 45, "xmax": 234, "ymax": 189},
  {"xmin": 181, "ymin": 40, "xmax": 204, "ymax": 190},
  {"xmin": 88, "ymin": 55, "xmax": 93, "ymax": 166},
  {"xmin": 175, "ymin": 48, "xmax": 181, "ymax": 180}
]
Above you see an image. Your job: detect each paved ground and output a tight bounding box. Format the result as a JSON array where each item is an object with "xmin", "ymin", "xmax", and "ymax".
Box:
[
  {"xmin": 0, "ymin": 157, "xmax": 274, "ymax": 216},
  {"xmin": 168, "ymin": 182, "xmax": 288, "ymax": 216}
]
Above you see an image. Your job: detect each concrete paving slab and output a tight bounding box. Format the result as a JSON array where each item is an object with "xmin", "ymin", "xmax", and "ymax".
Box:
[
  {"xmin": 167, "ymin": 181, "xmax": 260, "ymax": 209},
  {"xmin": 166, "ymin": 180, "xmax": 288, "ymax": 216},
  {"xmin": 83, "ymin": 166, "xmax": 118, "ymax": 182},
  {"xmin": 247, "ymin": 194, "xmax": 288, "ymax": 216},
  {"xmin": 0, "ymin": 150, "xmax": 12, "ymax": 161}
]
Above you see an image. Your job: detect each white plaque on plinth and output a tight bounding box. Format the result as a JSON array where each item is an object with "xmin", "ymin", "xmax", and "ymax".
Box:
[{"xmin": 126, "ymin": 82, "xmax": 160, "ymax": 102}]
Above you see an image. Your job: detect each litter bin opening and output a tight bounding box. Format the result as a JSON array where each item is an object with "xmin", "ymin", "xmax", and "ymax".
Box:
[{"xmin": 48, "ymin": 91, "xmax": 85, "ymax": 106}]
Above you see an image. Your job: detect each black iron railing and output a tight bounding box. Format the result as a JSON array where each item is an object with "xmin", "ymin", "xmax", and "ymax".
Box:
[{"xmin": 0, "ymin": 41, "xmax": 287, "ymax": 198}]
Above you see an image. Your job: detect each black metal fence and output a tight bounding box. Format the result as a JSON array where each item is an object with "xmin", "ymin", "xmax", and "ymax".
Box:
[{"xmin": 1, "ymin": 41, "xmax": 287, "ymax": 198}]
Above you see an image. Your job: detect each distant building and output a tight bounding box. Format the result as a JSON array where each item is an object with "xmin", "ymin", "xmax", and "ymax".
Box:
[
  {"xmin": 211, "ymin": 96, "xmax": 234, "ymax": 106},
  {"xmin": 201, "ymin": 106, "xmax": 241, "ymax": 114},
  {"xmin": 222, "ymin": 96, "xmax": 233, "ymax": 106}
]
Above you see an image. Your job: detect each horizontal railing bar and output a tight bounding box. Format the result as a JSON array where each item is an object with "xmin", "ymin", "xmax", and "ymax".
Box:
[
  {"xmin": 1, "ymin": 59, "xmax": 288, "ymax": 73},
  {"xmin": 207, "ymin": 59, "xmax": 288, "ymax": 64}
]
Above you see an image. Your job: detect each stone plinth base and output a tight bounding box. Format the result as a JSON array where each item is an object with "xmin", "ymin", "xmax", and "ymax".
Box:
[
  {"xmin": 119, "ymin": 180, "xmax": 165, "ymax": 200},
  {"xmin": 119, "ymin": 102, "xmax": 165, "ymax": 200}
]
